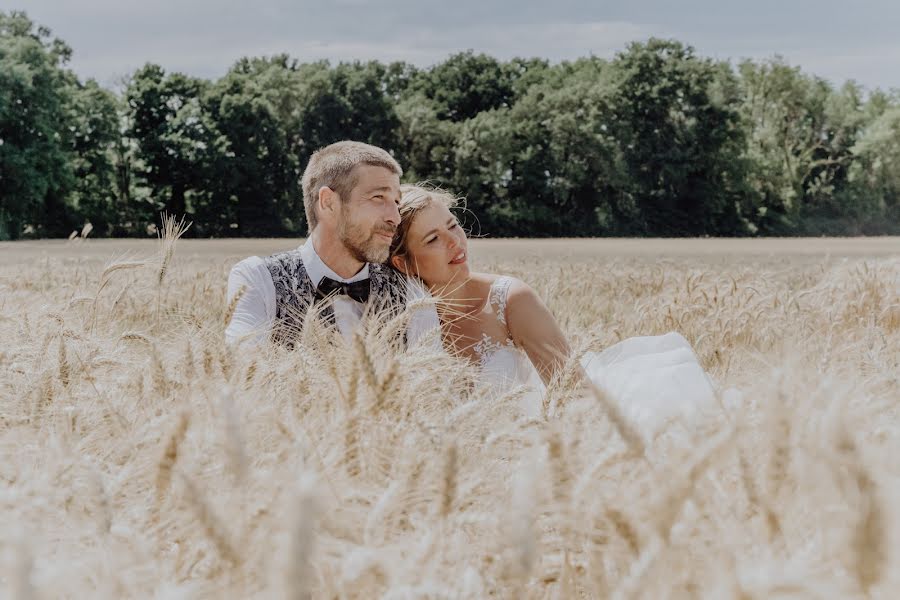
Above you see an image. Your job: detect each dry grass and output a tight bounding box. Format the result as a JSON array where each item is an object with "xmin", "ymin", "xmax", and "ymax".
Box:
[{"xmin": 0, "ymin": 237, "xmax": 898, "ymax": 598}]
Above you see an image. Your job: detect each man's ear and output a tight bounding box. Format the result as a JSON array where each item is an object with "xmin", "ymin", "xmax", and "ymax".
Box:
[
  {"xmin": 318, "ymin": 186, "xmax": 337, "ymax": 220},
  {"xmin": 390, "ymin": 254, "xmax": 409, "ymax": 275}
]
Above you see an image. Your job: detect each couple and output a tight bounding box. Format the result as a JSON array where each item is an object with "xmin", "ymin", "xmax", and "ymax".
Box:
[{"xmin": 225, "ymin": 141, "xmax": 717, "ymax": 435}]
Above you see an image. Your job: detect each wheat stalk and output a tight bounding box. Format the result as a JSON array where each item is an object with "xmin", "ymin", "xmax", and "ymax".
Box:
[
  {"xmin": 587, "ymin": 382, "xmax": 645, "ymax": 460},
  {"xmin": 439, "ymin": 438, "xmax": 458, "ymax": 519},
  {"xmin": 156, "ymin": 411, "xmax": 190, "ymax": 502},
  {"xmin": 12, "ymin": 538, "xmax": 36, "ymax": 600},
  {"xmin": 653, "ymin": 427, "xmax": 737, "ymax": 543},
  {"xmin": 178, "ymin": 470, "xmax": 240, "ymax": 566},
  {"xmin": 155, "ymin": 212, "xmax": 191, "ymax": 324},
  {"xmin": 150, "ymin": 345, "xmax": 169, "ymax": 397},
  {"xmin": 606, "ymin": 508, "xmax": 641, "ymax": 556},
  {"xmin": 224, "ymin": 284, "xmax": 247, "ymax": 326},
  {"xmin": 182, "ymin": 339, "xmax": 196, "ymax": 381},
  {"xmin": 57, "ymin": 336, "xmax": 70, "ymax": 387},
  {"xmin": 353, "ymin": 332, "xmax": 379, "ymax": 392},
  {"xmin": 119, "ymin": 331, "xmax": 153, "ymax": 346},
  {"xmin": 2, "ymin": 240, "xmax": 899, "ymax": 597},
  {"xmin": 284, "ymin": 474, "xmax": 320, "ymax": 599},
  {"xmin": 849, "ymin": 461, "xmax": 886, "ymax": 593},
  {"xmin": 220, "ymin": 386, "xmax": 248, "ymax": 483}
]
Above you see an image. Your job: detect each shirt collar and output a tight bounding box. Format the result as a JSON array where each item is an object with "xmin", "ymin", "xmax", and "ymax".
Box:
[{"xmin": 300, "ymin": 240, "xmax": 370, "ymax": 288}]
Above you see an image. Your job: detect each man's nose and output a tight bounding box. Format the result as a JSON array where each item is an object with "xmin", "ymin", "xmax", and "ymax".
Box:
[{"xmin": 385, "ymin": 200, "xmax": 400, "ymax": 226}]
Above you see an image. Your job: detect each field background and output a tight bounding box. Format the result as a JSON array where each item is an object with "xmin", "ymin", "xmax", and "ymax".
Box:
[
  {"xmin": 4, "ymin": 236, "xmax": 899, "ymax": 262},
  {"xmin": 1, "ymin": 237, "xmax": 898, "ymax": 598}
]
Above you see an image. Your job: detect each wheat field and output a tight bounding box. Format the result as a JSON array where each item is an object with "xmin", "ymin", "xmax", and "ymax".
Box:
[{"xmin": 0, "ymin": 235, "xmax": 898, "ymax": 599}]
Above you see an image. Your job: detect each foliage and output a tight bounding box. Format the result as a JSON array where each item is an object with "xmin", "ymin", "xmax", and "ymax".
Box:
[
  {"xmin": 0, "ymin": 11, "xmax": 76, "ymax": 238},
  {"xmin": 2, "ymin": 10, "xmax": 899, "ymax": 239}
]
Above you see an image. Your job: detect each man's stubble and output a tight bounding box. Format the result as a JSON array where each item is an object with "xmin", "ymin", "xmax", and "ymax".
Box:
[{"xmin": 338, "ymin": 204, "xmax": 395, "ymax": 265}]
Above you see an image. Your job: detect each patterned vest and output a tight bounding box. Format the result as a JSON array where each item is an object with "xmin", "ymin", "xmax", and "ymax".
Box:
[{"xmin": 262, "ymin": 247, "xmax": 407, "ymax": 346}]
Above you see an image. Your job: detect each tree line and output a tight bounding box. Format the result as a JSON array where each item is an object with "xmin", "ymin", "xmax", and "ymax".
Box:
[{"xmin": 2, "ymin": 10, "xmax": 899, "ymax": 240}]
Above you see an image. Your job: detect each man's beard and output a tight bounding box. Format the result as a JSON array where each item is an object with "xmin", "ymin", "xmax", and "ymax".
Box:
[{"xmin": 338, "ymin": 212, "xmax": 394, "ymax": 264}]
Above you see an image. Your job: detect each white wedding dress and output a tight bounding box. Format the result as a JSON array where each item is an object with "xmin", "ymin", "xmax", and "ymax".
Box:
[{"xmin": 475, "ymin": 277, "xmax": 720, "ymax": 440}]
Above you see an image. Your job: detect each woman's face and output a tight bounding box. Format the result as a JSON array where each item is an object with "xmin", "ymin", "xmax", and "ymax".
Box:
[{"xmin": 392, "ymin": 202, "xmax": 468, "ymax": 289}]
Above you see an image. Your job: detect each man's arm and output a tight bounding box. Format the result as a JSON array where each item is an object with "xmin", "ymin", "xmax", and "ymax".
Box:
[{"xmin": 225, "ymin": 257, "xmax": 276, "ymax": 346}]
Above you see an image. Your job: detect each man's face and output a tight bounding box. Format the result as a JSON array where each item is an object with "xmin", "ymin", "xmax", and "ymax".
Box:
[{"xmin": 337, "ymin": 164, "xmax": 402, "ymax": 264}]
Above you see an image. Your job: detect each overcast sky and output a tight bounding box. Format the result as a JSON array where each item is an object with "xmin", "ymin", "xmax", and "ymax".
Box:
[{"xmin": 10, "ymin": 0, "xmax": 900, "ymax": 91}]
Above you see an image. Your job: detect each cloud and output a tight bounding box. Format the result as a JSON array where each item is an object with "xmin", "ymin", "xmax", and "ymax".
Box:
[
  {"xmin": 16, "ymin": 0, "xmax": 900, "ymax": 90},
  {"xmin": 780, "ymin": 44, "xmax": 900, "ymax": 91},
  {"xmin": 62, "ymin": 19, "xmax": 661, "ymax": 85}
]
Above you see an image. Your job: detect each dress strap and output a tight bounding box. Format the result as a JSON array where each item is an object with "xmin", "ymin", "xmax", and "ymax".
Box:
[{"xmin": 489, "ymin": 276, "xmax": 514, "ymax": 328}]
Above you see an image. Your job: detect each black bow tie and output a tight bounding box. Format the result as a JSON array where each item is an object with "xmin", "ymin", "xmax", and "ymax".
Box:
[{"xmin": 316, "ymin": 276, "xmax": 370, "ymax": 303}]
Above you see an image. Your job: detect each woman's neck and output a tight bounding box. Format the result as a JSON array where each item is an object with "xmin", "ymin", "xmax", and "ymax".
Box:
[{"xmin": 430, "ymin": 274, "xmax": 486, "ymax": 320}]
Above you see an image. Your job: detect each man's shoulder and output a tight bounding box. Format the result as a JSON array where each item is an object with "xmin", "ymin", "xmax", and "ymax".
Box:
[
  {"xmin": 262, "ymin": 246, "xmax": 303, "ymax": 265},
  {"xmin": 368, "ymin": 263, "xmax": 415, "ymax": 308},
  {"xmin": 229, "ymin": 247, "xmax": 305, "ymax": 282},
  {"xmin": 370, "ymin": 263, "xmax": 410, "ymax": 288},
  {"xmin": 369, "ymin": 262, "xmax": 400, "ymax": 279},
  {"xmin": 229, "ymin": 255, "xmax": 265, "ymax": 276},
  {"xmin": 252, "ymin": 247, "xmax": 305, "ymax": 277}
]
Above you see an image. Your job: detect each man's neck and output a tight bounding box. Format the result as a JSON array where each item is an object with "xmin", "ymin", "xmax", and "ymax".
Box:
[{"xmin": 309, "ymin": 229, "xmax": 365, "ymax": 280}]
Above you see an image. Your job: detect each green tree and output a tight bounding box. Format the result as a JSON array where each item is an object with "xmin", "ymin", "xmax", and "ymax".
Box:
[
  {"xmin": 845, "ymin": 107, "xmax": 900, "ymax": 233},
  {"xmin": 0, "ymin": 11, "xmax": 76, "ymax": 239},
  {"xmin": 736, "ymin": 59, "xmax": 871, "ymax": 232},
  {"xmin": 610, "ymin": 39, "xmax": 750, "ymax": 235},
  {"xmin": 382, "ymin": 61, "xmax": 420, "ymax": 101},
  {"xmin": 124, "ymin": 64, "xmax": 213, "ymax": 220},
  {"xmin": 451, "ymin": 58, "xmax": 632, "ymax": 236},
  {"xmin": 294, "ymin": 61, "xmax": 401, "ymax": 159},
  {"xmin": 394, "ymin": 91, "xmax": 458, "ymax": 184},
  {"xmin": 412, "ymin": 51, "xmax": 516, "ymax": 122},
  {"xmin": 66, "ymin": 79, "xmax": 120, "ymax": 235},
  {"xmin": 398, "ymin": 55, "xmax": 553, "ymax": 234},
  {"xmin": 4, "ymin": 11, "xmax": 899, "ymax": 239},
  {"xmin": 207, "ymin": 56, "xmax": 302, "ymax": 235}
]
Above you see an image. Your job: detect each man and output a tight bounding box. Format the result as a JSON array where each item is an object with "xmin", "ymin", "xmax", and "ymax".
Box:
[{"xmin": 225, "ymin": 140, "xmax": 438, "ymax": 346}]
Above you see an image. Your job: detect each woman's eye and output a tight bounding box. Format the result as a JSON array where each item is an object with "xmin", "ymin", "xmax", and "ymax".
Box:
[
  {"xmin": 449, "ymin": 224, "xmax": 458, "ymax": 230},
  {"xmin": 426, "ymin": 237, "xmax": 437, "ymax": 245}
]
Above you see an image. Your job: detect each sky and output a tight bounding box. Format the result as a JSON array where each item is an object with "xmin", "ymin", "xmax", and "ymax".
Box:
[{"xmin": 9, "ymin": 0, "xmax": 900, "ymax": 91}]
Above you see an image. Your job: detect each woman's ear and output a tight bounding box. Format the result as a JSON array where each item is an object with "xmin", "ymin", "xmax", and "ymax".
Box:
[{"xmin": 391, "ymin": 254, "xmax": 409, "ymax": 275}]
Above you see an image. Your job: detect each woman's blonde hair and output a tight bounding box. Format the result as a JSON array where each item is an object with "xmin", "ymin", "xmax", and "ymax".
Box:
[{"xmin": 390, "ymin": 184, "xmax": 460, "ymax": 260}]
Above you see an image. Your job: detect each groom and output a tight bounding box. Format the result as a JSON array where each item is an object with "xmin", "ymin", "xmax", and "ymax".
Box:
[{"xmin": 225, "ymin": 140, "xmax": 437, "ymax": 346}]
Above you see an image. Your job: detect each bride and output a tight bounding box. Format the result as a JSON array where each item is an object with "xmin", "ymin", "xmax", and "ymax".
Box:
[{"xmin": 389, "ymin": 184, "xmax": 719, "ymax": 436}]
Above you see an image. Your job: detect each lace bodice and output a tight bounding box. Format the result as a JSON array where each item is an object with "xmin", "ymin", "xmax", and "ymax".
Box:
[{"xmin": 473, "ymin": 276, "xmax": 538, "ymax": 389}]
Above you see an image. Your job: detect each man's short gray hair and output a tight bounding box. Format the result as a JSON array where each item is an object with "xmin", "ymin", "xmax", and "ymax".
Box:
[{"xmin": 301, "ymin": 141, "xmax": 402, "ymax": 232}]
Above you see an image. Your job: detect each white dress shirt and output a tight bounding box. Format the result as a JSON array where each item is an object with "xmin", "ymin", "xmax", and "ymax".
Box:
[{"xmin": 225, "ymin": 241, "xmax": 439, "ymax": 346}]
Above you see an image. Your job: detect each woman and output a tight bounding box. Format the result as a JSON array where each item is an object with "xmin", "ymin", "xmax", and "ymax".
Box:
[{"xmin": 389, "ymin": 185, "xmax": 718, "ymax": 434}]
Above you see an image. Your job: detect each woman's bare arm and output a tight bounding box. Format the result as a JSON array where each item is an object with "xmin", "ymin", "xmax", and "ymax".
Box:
[{"xmin": 504, "ymin": 278, "xmax": 571, "ymax": 386}]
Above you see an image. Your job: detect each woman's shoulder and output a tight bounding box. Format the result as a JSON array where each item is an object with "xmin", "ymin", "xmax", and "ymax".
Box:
[
  {"xmin": 475, "ymin": 272, "xmax": 526, "ymax": 289},
  {"xmin": 475, "ymin": 273, "xmax": 540, "ymax": 325},
  {"xmin": 482, "ymin": 273, "xmax": 535, "ymax": 299}
]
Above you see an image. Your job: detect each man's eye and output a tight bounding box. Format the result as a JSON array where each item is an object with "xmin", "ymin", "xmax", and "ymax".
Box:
[{"xmin": 449, "ymin": 224, "xmax": 458, "ymax": 230}]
